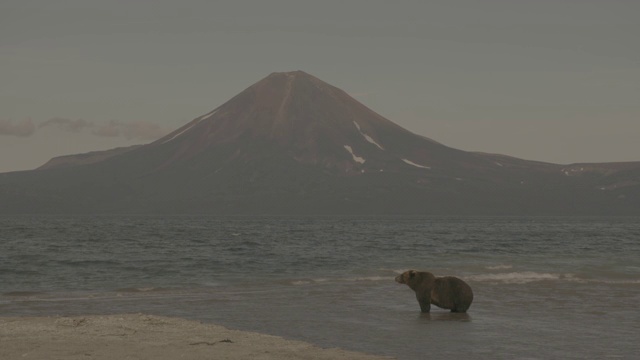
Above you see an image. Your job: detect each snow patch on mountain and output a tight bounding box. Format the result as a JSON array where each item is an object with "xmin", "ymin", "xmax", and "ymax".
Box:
[
  {"xmin": 162, "ymin": 108, "xmax": 218, "ymax": 144},
  {"xmin": 344, "ymin": 145, "xmax": 366, "ymax": 164},
  {"xmin": 353, "ymin": 121, "xmax": 384, "ymax": 150},
  {"xmin": 199, "ymin": 109, "xmax": 218, "ymax": 122},
  {"xmin": 402, "ymin": 158, "xmax": 430, "ymax": 169},
  {"xmin": 162, "ymin": 122, "xmax": 197, "ymax": 144}
]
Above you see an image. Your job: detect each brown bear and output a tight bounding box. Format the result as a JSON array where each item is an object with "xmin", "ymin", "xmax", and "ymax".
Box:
[{"xmin": 395, "ymin": 270, "xmax": 473, "ymax": 313}]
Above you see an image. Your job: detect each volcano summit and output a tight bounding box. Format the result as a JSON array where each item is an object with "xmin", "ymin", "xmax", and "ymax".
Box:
[{"xmin": 1, "ymin": 71, "xmax": 639, "ymax": 214}]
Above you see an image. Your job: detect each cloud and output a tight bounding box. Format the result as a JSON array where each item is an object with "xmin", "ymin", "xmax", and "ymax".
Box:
[
  {"xmin": 2, "ymin": 116, "xmax": 169, "ymax": 141},
  {"xmin": 39, "ymin": 117, "xmax": 93, "ymax": 132},
  {"xmin": 0, "ymin": 118, "xmax": 36, "ymax": 137},
  {"xmin": 38, "ymin": 117, "xmax": 169, "ymax": 140},
  {"xmin": 92, "ymin": 120, "xmax": 168, "ymax": 140},
  {"xmin": 91, "ymin": 121, "xmax": 121, "ymax": 138}
]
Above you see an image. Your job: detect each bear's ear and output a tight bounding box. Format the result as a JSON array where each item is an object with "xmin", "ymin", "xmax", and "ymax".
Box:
[{"xmin": 409, "ymin": 270, "xmax": 416, "ymax": 278}]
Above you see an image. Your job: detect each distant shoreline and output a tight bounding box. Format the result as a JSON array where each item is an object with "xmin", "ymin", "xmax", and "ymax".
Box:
[{"xmin": 0, "ymin": 314, "xmax": 392, "ymax": 360}]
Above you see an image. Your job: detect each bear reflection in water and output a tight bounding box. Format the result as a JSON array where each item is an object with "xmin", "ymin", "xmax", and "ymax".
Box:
[
  {"xmin": 417, "ymin": 312, "xmax": 471, "ymax": 322},
  {"xmin": 395, "ymin": 270, "xmax": 474, "ymax": 313}
]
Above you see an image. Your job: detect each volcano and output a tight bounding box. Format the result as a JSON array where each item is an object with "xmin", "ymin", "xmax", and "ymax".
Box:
[{"xmin": 1, "ymin": 71, "xmax": 639, "ymax": 214}]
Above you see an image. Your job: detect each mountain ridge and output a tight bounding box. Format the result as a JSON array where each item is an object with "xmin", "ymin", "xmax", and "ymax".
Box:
[{"xmin": 2, "ymin": 70, "xmax": 639, "ymax": 215}]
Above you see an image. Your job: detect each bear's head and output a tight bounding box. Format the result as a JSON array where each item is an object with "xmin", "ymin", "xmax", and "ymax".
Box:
[
  {"xmin": 395, "ymin": 270, "xmax": 436, "ymax": 290},
  {"xmin": 395, "ymin": 270, "xmax": 418, "ymax": 284}
]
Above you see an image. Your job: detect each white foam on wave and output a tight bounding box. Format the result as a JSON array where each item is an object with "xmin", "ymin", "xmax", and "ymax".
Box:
[
  {"xmin": 349, "ymin": 276, "xmax": 391, "ymax": 282},
  {"xmin": 116, "ymin": 287, "xmax": 166, "ymax": 293},
  {"xmin": 291, "ymin": 280, "xmax": 312, "ymax": 286},
  {"xmin": 468, "ymin": 271, "xmax": 574, "ymax": 284},
  {"xmin": 486, "ymin": 264, "xmax": 513, "ymax": 270},
  {"xmin": 470, "ymin": 271, "xmax": 640, "ymax": 285},
  {"xmin": 586, "ymin": 278, "xmax": 640, "ymax": 285},
  {"xmin": 290, "ymin": 278, "xmax": 329, "ymax": 286},
  {"xmin": 290, "ymin": 276, "xmax": 391, "ymax": 285}
]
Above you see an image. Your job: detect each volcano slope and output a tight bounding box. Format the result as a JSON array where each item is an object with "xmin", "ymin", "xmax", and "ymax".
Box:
[{"xmin": 1, "ymin": 71, "xmax": 638, "ymax": 215}]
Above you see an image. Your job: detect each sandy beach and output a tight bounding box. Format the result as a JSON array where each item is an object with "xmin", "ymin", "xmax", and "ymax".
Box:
[{"xmin": 0, "ymin": 314, "xmax": 392, "ymax": 360}]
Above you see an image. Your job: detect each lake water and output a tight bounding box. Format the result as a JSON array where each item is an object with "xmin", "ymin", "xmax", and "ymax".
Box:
[{"xmin": 1, "ymin": 216, "xmax": 639, "ymax": 359}]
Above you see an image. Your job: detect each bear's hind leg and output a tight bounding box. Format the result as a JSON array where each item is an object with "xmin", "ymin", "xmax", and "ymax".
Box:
[{"xmin": 419, "ymin": 301, "xmax": 431, "ymax": 313}]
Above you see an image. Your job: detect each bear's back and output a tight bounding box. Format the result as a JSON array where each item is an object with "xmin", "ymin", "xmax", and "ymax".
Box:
[{"xmin": 433, "ymin": 276, "xmax": 473, "ymax": 312}]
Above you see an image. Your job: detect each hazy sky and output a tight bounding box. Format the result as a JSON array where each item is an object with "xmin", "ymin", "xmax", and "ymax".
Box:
[{"xmin": 1, "ymin": 0, "xmax": 639, "ymax": 173}]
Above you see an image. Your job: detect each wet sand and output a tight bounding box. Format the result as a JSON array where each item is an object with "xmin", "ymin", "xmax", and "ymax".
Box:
[{"xmin": 0, "ymin": 314, "xmax": 392, "ymax": 360}]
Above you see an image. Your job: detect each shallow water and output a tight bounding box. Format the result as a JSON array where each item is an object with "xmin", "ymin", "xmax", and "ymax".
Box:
[{"xmin": 1, "ymin": 216, "xmax": 639, "ymax": 359}]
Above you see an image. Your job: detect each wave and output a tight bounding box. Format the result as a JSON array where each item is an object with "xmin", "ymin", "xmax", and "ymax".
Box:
[
  {"xmin": 347, "ymin": 276, "xmax": 392, "ymax": 282},
  {"xmin": 468, "ymin": 271, "xmax": 640, "ymax": 285},
  {"xmin": 468, "ymin": 271, "xmax": 575, "ymax": 284},
  {"xmin": 290, "ymin": 276, "xmax": 392, "ymax": 286},
  {"xmin": 485, "ymin": 264, "xmax": 513, "ymax": 270},
  {"xmin": 114, "ymin": 287, "xmax": 168, "ymax": 293},
  {"xmin": 2, "ymin": 291, "xmax": 47, "ymax": 297},
  {"xmin": 290, "ymin": 280, "xmax": 315, "ymax": 286},
  {"xmin": 56, "ymin": 259, "xmax": 120, "ymax": 267}
]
